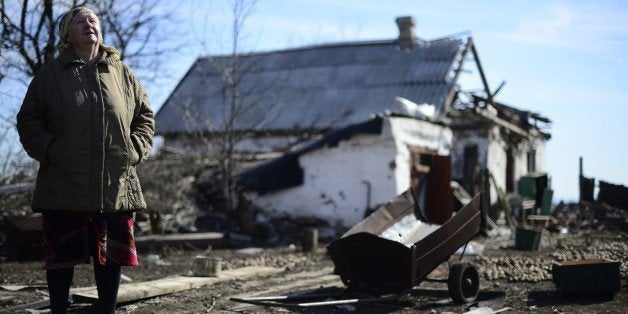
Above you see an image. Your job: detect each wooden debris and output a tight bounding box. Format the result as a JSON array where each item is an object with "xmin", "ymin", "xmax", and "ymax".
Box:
[
  {"xmin": 134, "ymin": 232, "xmax": 224, "ymax": 251},
  {"xmin": 72, "ymin": 266, "xmax": 283, "ymax": 304},
  {"xmin": 0, "ymin": 298, "xmax": 50, "ymax": 313},
  {"xmin": 0, "ymin": 283, "xmax": 47, "ymax": 291}
]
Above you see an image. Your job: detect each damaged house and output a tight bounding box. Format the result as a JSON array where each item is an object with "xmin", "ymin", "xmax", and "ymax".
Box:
[
  {"xmin": 450, "ymin": 96, "xmax": 551, "ymax": 209},
  {"xmin": 155, "ymin": 16, "xmax": 551, "ymax": 228}
]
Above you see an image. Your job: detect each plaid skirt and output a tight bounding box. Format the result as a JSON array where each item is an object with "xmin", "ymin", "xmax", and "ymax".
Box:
[{"xmin": 42, "ymin": 211, "xmax": 139, "ymax": 269}]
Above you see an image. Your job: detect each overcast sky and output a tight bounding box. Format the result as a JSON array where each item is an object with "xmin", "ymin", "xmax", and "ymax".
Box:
[{"xmin": 153, "ymin": 0, "xmax": 628, "ymax": 202}]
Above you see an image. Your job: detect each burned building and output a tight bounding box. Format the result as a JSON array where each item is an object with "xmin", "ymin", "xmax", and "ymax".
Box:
[
  {"xmin": 155, "ymin": 16, "xmax": 551, "ymax": 226},
  {"xmin": 450, "ymin": 95, "xmax": 551, "ymax": 207}
]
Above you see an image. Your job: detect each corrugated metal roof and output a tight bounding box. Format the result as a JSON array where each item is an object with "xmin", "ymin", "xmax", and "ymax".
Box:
[{"xmin": 156, "ymin": 38, "xmax": 466, "ymax": 135}]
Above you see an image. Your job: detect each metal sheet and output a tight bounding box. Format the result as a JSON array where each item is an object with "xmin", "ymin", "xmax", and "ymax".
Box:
[{"xmin": 156, "ymin": 38, "xmax": 466, "ymax": 135}]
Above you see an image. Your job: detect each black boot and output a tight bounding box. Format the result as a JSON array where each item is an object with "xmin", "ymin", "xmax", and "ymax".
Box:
[
  {"xmin": 46, "ymin": 267, "xmax": 74, "ymax": 314},
  {"xmin": 93, "ymin": 263, "xmax": 121, "ymax": 314}
]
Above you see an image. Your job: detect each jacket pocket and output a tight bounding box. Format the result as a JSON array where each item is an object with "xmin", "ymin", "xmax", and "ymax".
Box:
[
  {"xmin": 129, "ymin": 142, "xmax": 140, "ymax": 165},
  {"xmin": 122, "ymin": 133, "xmax": 140, "ymax": 167},
  {"xmin": 126, "ymin": 169, "xmax": 144, "ymax": 209},
  {"xmin": 47, "ymin": 166, "xmax": 63, "ymax": 199},
  {"xmin": 47, "ymin": 137, "xmax": 65, "ymax": 166}
]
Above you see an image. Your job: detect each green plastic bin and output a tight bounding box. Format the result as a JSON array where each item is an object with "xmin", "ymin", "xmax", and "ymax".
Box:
[{"xmin": 515, "ymin": 227, "xmax": 542, "ymax": 251}]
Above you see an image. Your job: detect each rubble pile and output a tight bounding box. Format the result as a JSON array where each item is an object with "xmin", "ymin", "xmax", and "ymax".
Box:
[
  {"xmin": 553, "ymin": 201, "xmax": 627, "ymax": 232},
  {"xmin": 474, "ymin": 236, "xmax": 627, "ymax": 283},
  {"xmin": 550, "ymin": 237, "xmax": 628, "ymax": 276},
  {"xmin": 475, "ymin": 256, "xmax": 552, "ymax": 282},
  {"xmin": 475, "ymin": 199, "xmax": 627, "ymax": 283},
  {"xmin": 221, "ymin": 253, "xmax": 318, "ymax": 271}
]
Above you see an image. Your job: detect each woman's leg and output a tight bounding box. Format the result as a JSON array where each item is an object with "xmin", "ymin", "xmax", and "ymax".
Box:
[
  {"xmin": 93, "ymin": 262, "xmax": 121, "ymax": 314},
  {"xmin": 46, "ymin": 267, "xmax": 74, "ymax": 314}
]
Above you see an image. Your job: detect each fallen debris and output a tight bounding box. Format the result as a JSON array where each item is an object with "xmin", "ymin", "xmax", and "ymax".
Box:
[
  {"xmin": 72, "ymin": 266, "xmax": 284, "ymax": 304},
  {"xmin": 230, "ymin": 292, "xmax": 399, "ymax": 308},
  {"xmin": 134, "ymin": 231, "xmax": 224, "ymax": 251},
  {"xmin": 0, "ymin": 283, "xmax": 47, "ymax": 292}
]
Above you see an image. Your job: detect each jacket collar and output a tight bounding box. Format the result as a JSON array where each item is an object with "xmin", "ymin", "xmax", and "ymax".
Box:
[{"xmin": 60, "ymin": 47, "xmax": 117, "ymax": 67}]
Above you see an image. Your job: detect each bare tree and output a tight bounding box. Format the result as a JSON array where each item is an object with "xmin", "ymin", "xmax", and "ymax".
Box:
[
  {"xmin": 179, "ymin": 0, "xmax": 262, "ymax": 213},
  {"xmin": 92, "ymin": 0, "xmax": 181, "ymax": 83},
  {"xmin": 178, "ymin": 0, "xmax": 352, "ymax": 214},
  {"xmin": 216, "ymin": 0, "xmax": 258, "ymax": 212}
]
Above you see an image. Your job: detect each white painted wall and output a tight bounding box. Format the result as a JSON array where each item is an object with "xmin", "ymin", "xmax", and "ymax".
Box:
[
  {"xmin": 451, "ymin": 130, "xmax": 490, "ymax": 180},
  {"xmin": 512, "ymin": 138, "xmax": 548, "ymax": 192},
  {"xmin": 250, "ymin": 130, "xmax": 396, "ymax": 227},
  {"xmin": 486, "ymin": 126, "xmax": 507, "ymax": 204},
  {"xmin": 535, "ymin": 139, "xmax": 547, "ymax": 173},
  {"xmin": 248, "ymin": 116, "xmax": 452, "ymax": 228},
  {"xmin": 451, "ymin": 125, "xmax": 549, "ymax": 204}
]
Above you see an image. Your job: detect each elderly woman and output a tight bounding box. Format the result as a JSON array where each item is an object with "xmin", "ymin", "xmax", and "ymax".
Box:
[{"xmin": 16, "ymin": 6, "xmax": 154, "ymax": 314}]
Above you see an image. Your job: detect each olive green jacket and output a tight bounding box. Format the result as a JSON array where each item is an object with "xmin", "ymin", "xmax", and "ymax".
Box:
[{"xmin": 17, "ymin": 49, "xmax": 154, "ymax": 213}]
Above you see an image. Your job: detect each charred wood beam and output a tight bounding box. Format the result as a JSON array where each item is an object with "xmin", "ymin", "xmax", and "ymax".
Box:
[
  {"xmin": 474, "ymin": 107, "xmax": 531, "ymax": 139},
  {"xmin": 469, "ymin": 38, "xmax": 492, "ymax": 105},
  {"xmin": 472, "ymin": 94, "xmax": 552, "ymax": 125},
  {"xmin": 444, "ymin": 37, "xmax": 473, "ymax": 113},
  {"xmin": 492, "ymin": 80, "xmax": 506, "ymax": 98}
]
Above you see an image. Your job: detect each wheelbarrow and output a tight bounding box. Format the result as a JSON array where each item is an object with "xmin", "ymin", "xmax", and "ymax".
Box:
[
  {"xmin": 327, "ymin": 189, "xmax": 486, "ymax": 303},
  {"xmin": 231, "ymin": 190, "xmax": 486, "ymax": 308}
]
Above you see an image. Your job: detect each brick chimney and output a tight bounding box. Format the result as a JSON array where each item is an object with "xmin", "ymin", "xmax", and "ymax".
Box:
[{"xmin": 396, "ymin": 16, "xmax": 416, "ymax": 49}]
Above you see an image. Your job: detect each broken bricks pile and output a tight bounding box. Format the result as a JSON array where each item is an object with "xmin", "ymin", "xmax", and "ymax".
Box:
[
  {"xmin": 549, "ymin": 237, "xmax": 628, "ymax": 275},
  {"xmin": 474, "ymin": 199, "xmax": 627, "ymax": 283},
  {"xmin": 474, "ymin": 236, "xmax": 627, "ymax": 282},
  {"xmin": 220, "ymin": 251, "xmax": 324, "ymax": 271}
]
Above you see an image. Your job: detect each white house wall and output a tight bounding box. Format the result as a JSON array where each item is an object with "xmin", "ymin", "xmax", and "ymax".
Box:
[
  {"xmin": 486, "ymin": 126, "xmax": 507, "ymax": 204},
  {"xmin": 248, "ymin": 117, "xmax": 452, "ymax": 228},
  {"xmin": 535, "ymin": 139, "xmax": 546, "ymax": 172},
  {"xmin": 451, "ymin": 126, "xmax": 505, "ymax": 204},
  {"xmin": 249, "ymin": 129, "xmax": 397, "ymax": 228},
  {"xmin": 452, "ymin": 125, "xmax": 549, "ymax": 204},
  {"xmin": 451, "ymin": 130, "xmax": 490, "ymax": 180},
  {"xmin": 513, "ymin": 138, "xmax": 548, "ymax": 191}
]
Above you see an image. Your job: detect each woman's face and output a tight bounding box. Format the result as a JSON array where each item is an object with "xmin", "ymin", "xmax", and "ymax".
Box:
[{"xmin": 67, "ymin": 10, "xmax": 101, "ymax": 49}]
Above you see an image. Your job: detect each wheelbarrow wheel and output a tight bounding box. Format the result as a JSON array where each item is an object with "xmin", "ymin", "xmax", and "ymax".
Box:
[{"xmin": 448, "ymin": 262, "xmax": 480, "ymax": 303}]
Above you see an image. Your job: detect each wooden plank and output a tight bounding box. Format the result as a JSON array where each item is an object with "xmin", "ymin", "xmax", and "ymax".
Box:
[
  {"xmin": 226, "ymin": 267, "xmax": 343, "ymax": 312},
  {"xmin": 135, "ymin": 232, "xmax": 225, "ymax": 250},
  {"xmin": 72, "ymin": 266, "xmax": 283, "ymax": 304},
  {"xmin": 0, "ymin": 283, "xmax": 47, "ymax": 291},
  {"xmin": 228, "ymin": 267, "xmax": 341, "ymax": 300},
  {"xmin": 0, "ymin": 298, "xmax": 50, "ymax": 313}
]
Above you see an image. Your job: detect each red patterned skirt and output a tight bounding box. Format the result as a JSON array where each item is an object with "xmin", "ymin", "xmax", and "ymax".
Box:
[{"xmin": 42, "ymin": 211, "xmax": 139, "ymax": 269}]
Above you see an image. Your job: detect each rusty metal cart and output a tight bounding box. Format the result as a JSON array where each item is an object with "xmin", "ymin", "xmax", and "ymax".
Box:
[
  {"xmin": 327, "ymin": 189, "xmax": 486, "ymax": 303},
  {"xmin": 231, "ymin": 190, "xmax": 486, "ymax": 308}
]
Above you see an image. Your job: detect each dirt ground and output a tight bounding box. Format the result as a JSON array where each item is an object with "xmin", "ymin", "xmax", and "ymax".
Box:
[
  {"xmin": 1, "ymin": 156, "xmax": 626, "ymax": 313},
  {"xmin": 0, "ymin": 226, "xmax": 626, "ymax": 313}
]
